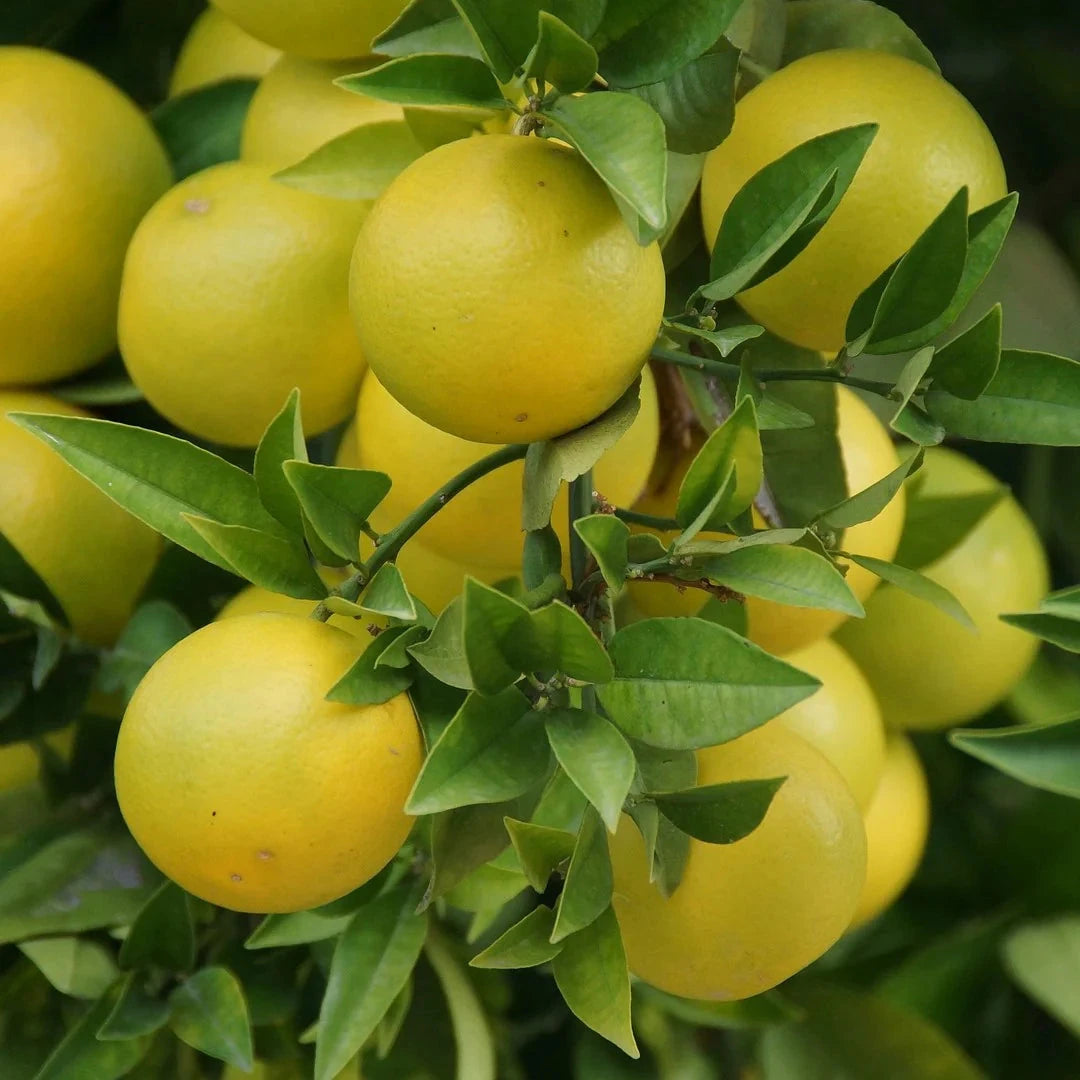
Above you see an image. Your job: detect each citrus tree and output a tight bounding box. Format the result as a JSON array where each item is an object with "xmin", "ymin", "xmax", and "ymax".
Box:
[{"xmin": 1, "ymin": 1, "xmax": 1080, "ymax": 1078}]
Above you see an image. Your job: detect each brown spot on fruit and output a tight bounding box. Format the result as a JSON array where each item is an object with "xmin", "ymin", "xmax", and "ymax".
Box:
[
  {"xmin": 257, "ymin": 850, "xmax": 274, "ymax": 861},
  {"xmin": 184, "ymin": 198, "xmax": 211, "ymax": 215},
  {"xmin": 230, "ymin": 873, "xmax": 243, "ymax": 883},
  {"xmin": 514, "ymin": 413, "xmax": 528, "ymax": 423}
]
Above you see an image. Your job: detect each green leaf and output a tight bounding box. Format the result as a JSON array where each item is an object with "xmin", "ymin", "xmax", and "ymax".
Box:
[
  {"xmin": 760, "ymin": 982, "xmax": 984, "ymax": 1079},
  {"xmin": 337, "ymin": 54, "xmax": 507, "ymax": 109},
  {"xmin": 406, "ymin": 688, "xmax": 549, "ymax": 814},
  {"xmin": 888, "ymin": 348, "xmax": 937, "ymax": 430},
  {"xmin": 524, "ymin": 12, "xmax": 597, "ymax": 92},
  {"xmin": 629, "ymin": 42, "xmax": 739, "ymax": 155},
  {"xmin": 949, "ymin": 717, "xmax": 1080, "ymax": 798},
  {"xmin": 97, "ymin": 973, "xmax": 172, "ymax": 1040},
  {"xmin": 274, "ymin": 120, "xmax": 426, "ymax": 200},
  {"xmin": 672, "ymin": 318, "xmax": 766, "ymax": 357},
  {"xmin": 816, "ymin": 450, "xmax": 923, "ymax": 531},
  {"xmin": 283, "ymin": 460, "xmax": 391, "ymax": 565},
  {"xmin": 783, "ymin": 0, "xmax": 939, "ymax": 71},
  {"xmin": 504, "ymin": 817, "xmax": 577, "ymax": 892},
  {"xmin": 374, "ymin": 1, "xmax": 481, "ymax": 59},
  {"xmin": 930, "ymin": 304, "xmax": 1003, "ymax": 401},
  {"xmin": 653, "ymin": 777, "xmax": 784, "ymax": 844},
  {"xmin": 8, "ymin": 413, "xmax": 291, "ymax": 575},
  {"xmin": 314, "ymin": 882, "xmax": 428, "ymax": 1080},
  {"xmin": 151, "ymin": 78, "xmax": 256, "ymax": 180},
  {"xmin": 552, "ymin": 807, "xmax": 613, "ymax": 942},
  {"xmin": 18, "ymin": 936, "xmax": 118, "ymax": 999},
  {"xmin": 169, "ymin": 967, "xmax": 254, "ymax": 1071},
  {"xmin": 1002, "ymin": 608, "xmax": 1080, "ymax": 653},
  {"xmin": 522, "ymin": 380, "xmax": 641, "ymax": 531},
  {"xmin": 51, "ymin": 356, "xmax": 143, "ymax": 408},
  {"xmin": 844, "ymin": 553, "xmax": 973, "ymax": 629},
  {"xmin": 360, "ymin": 564, "xmax": 417, "ymax": 621},
  {"xmin": 925, "ymin": 349, "xmax": 1080, "ymax": 446},
  {"xmin": 703, "ymin": 125, "xmax": 878, "ymax": 301},
  {"xmin": 244, "ymin": 908, "xmax": 354, "ymax": 950},
  {"xmin": 119, "ymin": 882, "xmax": 195, "ymax": 973},
  {"xmin": 462, "ymin": 578, "xmax": 533, "ymax": 695},
  {"xmin": 404, "ymin": 105, "xmax": 484, "ymax": 150},
  {"xmin": 546, "ymin": 709, "xmax": 636, "ymax": 833},
  {"xmin": 893, "ymin": 487, "xmax": 1006, "ymax": 571},
  {"xmin": 450, "ymin": 0, "xmax": 532, "ymax": 81},
  {"xmin": 675, "ymin": 395, "xmax": 762, "ymax": 531},
  {"xmin": 598, "ymin": 0, "xmax": 742, "ymax": 88},
  {"xmin": 0, "ymin": 530, "xmax": 66, "ymax": 626},
  {"xmin": 552, "ymin": 907, "xmax": 638, "ymax": 1057},
  {"xmin": 598, "ymin": 618, "xmax": 821, "ymax": 749},
  {"xmin": 470, "ymin": 905, "xmax": 563, "ymax": 969},
  {"xmin": 736, "ymin": 358, "xmax": 816, "ymax": 431},
  {"xmin": 529, "ymin": 601, "xmax": 614, "ymax": 685},
  {"xmin": 574, "ymin": 515, "xmax": 629, "ymax": 591},
  {"xmin": 422, "ymin": 801, "xmax": 518, "ymax": 908},
  {"xmin": 253, "ymin": 389, "xmax": 306, "ymax": 536},
  {"xmin": 326, "ymin": 626, "xmax": 414, "ymax": 706},
  {"xmin": 522, "ymin": 528, "xmax": 563, "ymax": 594},
  {"xmin": 97, "ymin": 601, "xmax": 193, "ymax": 703},
  {"xmin": 375, "ymin": 624, "xmax": 427, "ymax": 667},
  {"xmin": 408, "ymin": 597, "xmax": 473, "ymax": 690},
  {"xmin": 182, "ymin": 515, "xmax": 325, "ymax": 599},
  {"xmin": 542, "ymin": 93, "xmax": 668, "ymax": 234},
  {"xmin": 637, "ymin": 983, "xmax": 802, "ymax": 1029},
  {"xmin": 1002, "ymin": 916, "xmax": 1080, "ymax": 1038}
]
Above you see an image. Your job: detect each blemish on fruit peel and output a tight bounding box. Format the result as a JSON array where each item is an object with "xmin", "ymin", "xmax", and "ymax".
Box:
[
  {"xmin": 184, "ymin": 198, "xmax": 210, "ymax": 215},
  {"xmin": 257, "ymin": 850, "xmax": 274, "ymax": 860},
  {"xmin": 230, "ymin": 873, "xmax": 243, "ymax": 883}
]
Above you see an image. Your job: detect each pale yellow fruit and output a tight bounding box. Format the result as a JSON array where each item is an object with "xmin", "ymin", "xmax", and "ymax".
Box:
[
  {"xmin": 352, "ymin": 366, "xmax": 659, "ymax": 568},
  {"xmin": 0, "ymin": 47, "xmax": 171, "ymax": 385},
  {"xmin": 241, "ymin": 56, "xmax": 403, "ymax": 168},
  {"xmin": 169, "ymin": 8, "xmax": 281, "ymax": 96},
  {"xmin": 774, "ymin": 638, "xmax": 886, "ymax": 810},
  {"xmin": 216, "ymin": 580, "xmax": 384, "ymax": 639},
  {"xmin": 837, "ymin": 447, "xmax": 1048, "ymax": 730},
  {"xmin": 610, "ymin": 723, "xmax": 866, "ymax": 1000},
  {"xmin": 118, "ymin": 161, "xmax": 368, "ymax": 446},
  {"xmin": 0, "ymin": 728, "xmax": 74, "ymax": 793},
  {"xmin": 208, "ymin": 0, "xmax": 407, "ymax": 60},
  {"xmin": 0, "ymin": 392, "xmax": 160, "ymax": 645},
  {"xmin": 630, "ymin": 387, "xmax": 905, "ymax": 655},
  {"xmin": 701, "ymin": 49, "xmax": 1007, "ymax": 351},
  {"xmin": 115, "ymin": 614, "xmax": 421, "ymax": 912},
  {"xmin": 350, "ymin": 134, "xmax": 665, "ymax": 443},
  {"xmin": 850, "ymin": 735, "xmax": 929, "ymax": 927}
]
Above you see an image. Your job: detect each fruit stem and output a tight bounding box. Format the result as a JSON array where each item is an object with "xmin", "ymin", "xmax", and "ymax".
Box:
[
  {"xmin": 614, "ymin": 507, "xmax": 679, "ymax": 531},
  {"xmin": 569, "ymin": 471, "xmax": 594, "ymax": 591}
]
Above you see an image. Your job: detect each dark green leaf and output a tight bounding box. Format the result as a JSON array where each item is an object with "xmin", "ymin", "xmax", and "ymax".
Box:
[
  {"xmin": 524, "ymin": 12, "xmax": 597, "ymax": 92},
  {"xmin": 816, "ymin": 449, "xmax": 923, "ymax": 530},
  {"xmin": 843, "ymin": 553, "xmax": 973, "ymax": 628},
  {"xmin": 18, "ymin": 936, "xmax": 118, "ymax": 999},
  {"xmin": 360, "ymin": 564, "xmax": 417, "ymax": 621},
  {"xmin": 598, "ymin": 618, "xmax": 821, "ymax": 749},
  {"xmin": 552, "ymin": 807, "xmax": 613, "ymax": 942},
  {"xmin": 470, "ymin": 905, "xmax": 562, "ymax": 969},
  {"xmin": 408, "ymin": 597, "xmax": 473, "ymax": 690},
  {"xmin": 737, "ymin": 356, "xmax": 816, "ymax": 431},
  {"xmin": 504, "ymin": 817, "xmax": 577, "ymax": 892},
  {"xmin": 552, "ymin": 907, "xmax": 638, "ymax": 1057},
  {"xmin": 653, "ymin": 777, "xmax": 784, "ymax": 844},
  {"xmin": 1002, "ymin": 916, "xmax": 1080, "ymax": 1038},
  {"xmin": 326, "ymin": 626, "xmax": 414, "ymax": 706},
  {"xmin": 275, "ymin": 120, "xmax": 425, "ymax": 200},
  {"xmin": 894, "ymin": 488, "xmax": 1006, "ymax": 571},
  {"xmin": 450, "ymin": 0, "xmax": 533, "ymax": 80},
  {"xmin": 422, "ymin": 801, "xmax": 518, "ymax": 908},
  {"xmin": 407, "ymin": 688, "xmax": 549, "ymax": 814},
  {"xmin": 253, "ymin": 389, "xmax": 306, "ymax": 536},
  {"xmin": 119, "ymin": 882, "xmax": 195, "ymax": 973},
  {"xmin": 949, "ymin": 717, "xmax": 1080, "ymax": 798},
  {"xmin": 462, "ymin": 578, "xmax": 533, "ymax": 695},
  {"xmin": 374, "ymin": 0, "xmax": 481, "ymax": 59},
  {"xmin": 314, "ymin": 881, "xmax": 428, "ymax": 1080},
  {"xmin": 97, "ymin": 974, "xmax": 172, "ymax": 1040},
  {"xmin": 97, "ymin": 601, "xmax": 192, "ymax": 703},
  {"xmin": 337, "ymin": 54, "xmax": 506, "ymax": 109},
  {"xmin": 0, "ymin": 530, "xmax": 66, "ymax": 626},
  {"xmin": 169, "ymin": 967, "xmax": 253, "ymax": 1071},
  {"xmin": 1002, "ymin": 612, "xmax": 1080, "ymax": 653},
  {"xmin": 529, "ymin": 601, "xmax": 614, "ymax": 685},
  {"xmin": 542, "ymin": 93, "xmax": 668, "ymax": 234},
  {"xmin": 151, "ymin": 79, "xmax": 256, "ymax": 180},
  {"xmin": 523, "ymin": 526, "xmax": 563, "ymax": 591},
  {"xmin": 375, "ymin": 624, "xmax": 427, "ymax": 668},
  {"xmin": 930, "ymin": 304, "xmax": 1003, "ymax": 400}
]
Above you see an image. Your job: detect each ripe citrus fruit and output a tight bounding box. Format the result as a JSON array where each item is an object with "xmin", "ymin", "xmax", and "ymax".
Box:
[
  {"xmin": 611, "ymin": 722, "xmax": 866, "ymax": 1000},
  {"xmin": 837, "ymin": 447, "xmax": 1048, "ymax": 730},
  {"xmin": 0, "ymin": 47, "xmax": 171, "ymax": 386},
  {"xmin": 118, "ymin": 161, "xmax": 369, "ymax": 446},
  {"xmin": 351, "ymin": 367, "xmax": 659, "ymax": 568},
  {"xmin": 350, "ymin": 134, "xmax": 666, "ymax": 443},
  {"xmin": 0, "ymin": 391, "xmax": 160, "ymax": 645},
  {"xmin": 0, "ymin": 728, "xmax": 74, "ymax": 794},
  {"xmin": 850, "ymin": 735, "xmax": 929, "ymax": 927},
  {"xmin": 217, "ymin": 577, "xmax": 386, "ymax": 638},
  {"xmin": 115, "ymin": 613, "xmax": 422, "ymax": 913},
  {"xmin": 241, "ymin": 56, "xmax": 403, "ymax": 168},
  {"xmin": 700, "ymin": 49, "xmax": 1007, "ymax": 351},
  {"xmin": 630, "ymin": 387, "xmax": 905, "ymax": 654},
  {"xmin": 208, "ymin": 0, "xmax": 407, "ymax": 60},
  {"xmin": 774, "ymin": 638, "xmax": 886, "ymax": 810},
  {"xmin": 168, "ymin": 8, "xmax": 281, "ymax": 96}
]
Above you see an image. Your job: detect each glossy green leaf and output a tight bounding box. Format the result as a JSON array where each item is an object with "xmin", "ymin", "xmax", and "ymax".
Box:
[
  {"xmin": 542, "ymin": 93, "xmax": 668, "ymax": 233},
  {"xmin": 408, "ymin": 597, "xmax": 473, "ymax": 690},
  {"xmin": 360, "ymin": 564, "xmax": 417, "ymax": 621},
  {"xmin": 890, "ymin": 400, "xmax": 945, "ymax": 447},
  {"xmin": 253, "ymin": 389, "xmax": 306, "ymax": 535},
  {"xmin": 337, "ymin": 54, "xmax": 507, "ymax": 109},
  {"xmin": 450, "ymin": 0, "xmax": 533, "ymax": 80},
  {"xmin": 375, "ymin": 623, "xmax": 427, "ymax": 668},
  {"xmin": 326, "ymin": 626, "xmax": 414, "ymax": 706},
  {"xmin": 930, "ymin": 304, "xmax": 1003, "ymax": 400},
  {"xmin": 422, "ymin": 801, "xmax": 520, "ymax": 908},
  {"xmin": 183, "ymin": 515, "xmax": 325, "ymax": 599},
  {"xmin": 524, "ymin": 12, "xmax": 597, "ymax": 91},
  {"xmin": 552, "ymin": 807, "xmax": 613, "ymax": 942},
  {"xmin": 522, "ymin": 526, "xmax": 563, "ymax": 592},
  {"xmin": 552, "ymin": 906, "xmax": 638, "ymax": 1057},
  {"xmin": 462, "ymin": 578, "xmax": 533, "ymax": 695},
  {"xmin": 1002, "ymin": 610, "xmax": 1080, "ymax": 653},
  {"xmin": 950, "ymin": 717, "xmax": 1080, "ymax": 798},
  {"xmin": 314, "ymin": 882, "xmax": 428, "ymax": 1080},
  {"xmin": 244, "ymin": 908, "xmax": 355, "ymax": 950},
  {"xmin": 574, "ymin": 515, "xmax": 629, "ymax": 591},
  {"xmin": 97, "ymin": 973, "xmax": 172, "ymax": 1040},
  {"xmin": 925, "ymin": 349, "xmax": 1080, "ymax": 446},
  {"xmin": 671, "ymin": 318, "xmax": 766, "ymax": 358},
  {"xmin": 653, "ymin": 777, "xmax": 784, "ymax": 844},
  {"xmin": 529, "ymin": 601, "xmax": 614, "ymax": 684},
  {"xmin": 0, "ymin": 529, "xmax": 66, "ymax": 625},
  {"xmin": 894, "ymin": 487, "xmax": 1005, "ymax": 571},
  {"xmin": 375, "ymin": 979, "xmax": 413, "ymax": 1060},
  {"xmin": 546, "ymin": 709, "xmax": 636, "ymax": 833},
  {"xmin": 96, "ymin": 600, "xmax": 192, "ymax": 703},
  {"xmin": 19, "ymin": 936, "xmax": 118, "ymax": 999},
  {"xmin": 119, "ymin": 882, "xmax": 195, "ymax": 972},
  {"xmin": 736, "ymin": 359, "xmax": 816, "ymax": 431},
  {"xmin": 407, "ymin": 688, "xmax": 549, "ymax": 814},
  {"xmin": 1002, "ymin": 916, "xmax": 1080, "ymax": 1038},
  {"xmin": 844, "ymin": 553, "xmax": 973, "ymax": 628},
  {"xmin": 504, "ymin": 817, "xmax": 577, "ymax": 892},
  {"xmin": 598, "ymin": 618, "xmax": 821, "ymax": 749},
  {"xmin": 703, "ymin": 125, "xmax": 877, "ymax": 300},
  {"xmin": 151, "ymin": 78, "xmax": 256, "ymax": 180},
  {"xmin": 169, "ymin": 966, "xmax": 254, "ymax": 1071},
  {"xmin": 374, "ymin": 0, "xmax": 481, "ymax": 59},
  {"xmin": 470, "ymin": 904, "xmax": 563, "ymax": 969},
  {"xmin": 816, "ymin": 449, "xmax": 923, "ymax": 531},
  {"xmin": 8, "ymin": 412, "xmax": 289, "ymax": 575},
  {"xmin": 275, "ymin": 120, "xmax": 425, "ymax": 200},
  {"xmin": 889, "ymin": 348, "xmax": 937, "ymax": 425}
]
